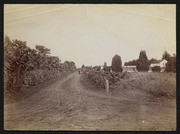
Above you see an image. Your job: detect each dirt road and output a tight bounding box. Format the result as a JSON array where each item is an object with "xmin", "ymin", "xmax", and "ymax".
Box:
[{"xmin": 4, "ymin": 72, "xmax": 176, "ymax": 130}]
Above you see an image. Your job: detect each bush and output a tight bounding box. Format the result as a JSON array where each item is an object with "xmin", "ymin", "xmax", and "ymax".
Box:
[
  {"xmin": 86, "ymin": 69, "xmax": 106, "ymax": 89},
  {"xmin": 152, "ymin": 66, "xmax": 161, "ymax": 72},
  {"xmin": 83, "ymin": 67, "xmax": 126, "ymax": 89}
]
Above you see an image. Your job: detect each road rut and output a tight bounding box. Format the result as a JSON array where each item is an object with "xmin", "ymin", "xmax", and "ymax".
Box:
[{"xmin": 4, "ymin": 72, "xmax": 176, "ymax": 130}]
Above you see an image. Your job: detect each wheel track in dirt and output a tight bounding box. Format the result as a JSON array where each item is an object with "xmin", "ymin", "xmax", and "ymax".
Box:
[
  {"xmin": 4, "ymin": 71, "xmax": 176, "ymax": 130},
  {"xmin": 52, "ymin": 72, "xmax": 83, "ymax": 114}
]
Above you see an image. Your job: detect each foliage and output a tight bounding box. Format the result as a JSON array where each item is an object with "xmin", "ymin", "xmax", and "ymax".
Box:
[
  {"xmin": 4, "ymin": 36, "xmax": 29, "ymax": 91},
  {"xmin": 162, "ymin": 51, "xmax": 171, "ymax": 61},
  {"xmin": 63, "ymin": 61, "xmax": 76, "ymax": 72},
  {"xmin": 152, "ymin": 66, "xmax": 161, "ymax": 72},
  {"xmin": 124, "ymin": 60, "xmax": 138, "ymax": 66},
  {"xmin": 86, "ymin": 69, "xmax": 106, "ymax": 89},
  {"xmin": 111, "ymin": 54, "xmax": 123, "ymax": 72},
  {"xmin": 22, "ymin": 69, "xmax": 61, "ymax": 87},
  {"xmin": 93, "ymin": 66, "xmax": 101, "ymax": 71},
  {"xmin": 103, "ymin": 62, "xmax": 107, "ymax": 67},
  {"xmin": 4, "ymin": 36, "xmax": 76, "ymax": 92},
  {"xmin": 162, "ymin": 51, "xmax": 176, "ymax": 72},
  {"xmin": 136, "ymin": 50, "xmax": 149, "ymax": 72},
  {"xmin": 82, "ymin": 67, "xmax": 126, "ymax": 89},
  {"xmin": 103, "ymin": 62, "xmax": 111, "ymax": 72},
  {"xmin": 165, "ymin": 56, "xmax": 176, "ymax": 72},
  {"xmin": 111, "ymin": 72, "xmax": 176, "ymax": 99},
  {"xmin": 81, "ymin": 64, "xmax": 85, "ymax": 69},
  {"xmin": 149, "ymin": 58, "xmax": 159, "ymax": 64}
]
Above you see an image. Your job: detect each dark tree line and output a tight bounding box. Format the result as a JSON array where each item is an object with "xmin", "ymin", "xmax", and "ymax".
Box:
[
  {"xmin": 4, "ymin": 36, "xmax": 76, "ymax": 92},
  {"xmin": 124, "ymin": 50, "xmax": 176, "ymax": 72},
  {"xmin": 83, "ymin": 50, "xmax": 175, "ymax": 74},
  {"xmin": 124, "ymin": 60, "xmax": 138, "ymax": 66},
  {"xmin": 124, "ymin": 50, "xmax": 149, "ymax": 72}
]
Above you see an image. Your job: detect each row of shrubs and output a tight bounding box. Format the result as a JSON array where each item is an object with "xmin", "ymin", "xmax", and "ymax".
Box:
[
  {"xmin": 22, "ymin": 69, "xmax": 62, "ymax": 87},
  {"xmin": 4, "ymin": 36, "xmax": 76, "ymax": 92},
  {"xmin": 82, "ymin": 68, "xmax": 126, "ymax": 89},
  {"xmin": 151, "ymin": 66, "xmax": 161, "ymax": 72},
  {"xmin": 84, "ymin": 69, "xmax": 106, "ymax": 89}
]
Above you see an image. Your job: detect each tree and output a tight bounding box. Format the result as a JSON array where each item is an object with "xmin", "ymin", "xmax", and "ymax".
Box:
[
  {"xmin": 136, "ymin": 50, "xmax": 149, "ymax": 72},
  {"xmin": 4, "ymin": 36, "xmax": 63, "ymax": 91},
  {"xmin": 162, "ymin": 51, "xmax": 176, "ymax": 72},
  {"xmin": 4, "ymin": 35, "xmax": 78, "ymax": 92},
  {"xmin": 165, "ymin": 55, "xmax": 176, "ymax": 72},
  {"xmin": 4, "ymin": 35, "xmax": 13, "ymax": 91},
  {"xmin": 81, "ymin": 64, "xmax": 85, "ymax": 69},
  {"xmin": 162, "ymin": 51, "xmax": 171, "ymax": 61},
  {"xmin": 149, "ymin": 58, "xmax": 159, "ymax": 64},
  {"xmin": 35, "ymin": 45, "xmax": 51, "ymax": 69},
  {"xmin": 124, "ymin": 60, "xmax": 138, "ymax": 66},
  {"xmin": 35, "ymin": 45, "xmax": 50, "ymax": 56},
  {"xmin": 4, "ymin": 36, "xmax": 30, "ymax": 91},
  {"xmin": 111, "ymin": 54, "xmax": 123, "ymax": 72},
  {"xmin": 63, "ymin": 61, "xmax": 76, "ymax": 72}
]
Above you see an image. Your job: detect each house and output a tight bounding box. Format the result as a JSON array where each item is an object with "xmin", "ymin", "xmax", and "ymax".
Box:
[
  {"xmin": 123, "ymin": 65, "xmax": 137, "ymax": 72},
  {"xmin": 149, "ymin": 59, "xmax": 168, "ymax": 72}
]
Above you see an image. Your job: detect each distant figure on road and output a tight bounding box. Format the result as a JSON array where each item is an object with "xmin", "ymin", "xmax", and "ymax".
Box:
[{"xmin": 78, "ymin": 69, "xmax": 81, "ymax": 75}]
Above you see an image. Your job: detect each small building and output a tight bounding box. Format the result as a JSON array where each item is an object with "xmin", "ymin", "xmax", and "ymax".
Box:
[{"xmin": 149, "ymin": 59, "xmax": 168, "ymax": 72}]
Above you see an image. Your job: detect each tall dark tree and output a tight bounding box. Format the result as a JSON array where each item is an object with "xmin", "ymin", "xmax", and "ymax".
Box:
[
  {"xmin": 136, "ymin": 50, "xmax": 149, "ymax": 72},
  {"xmin": 162, "ymin": 51, "xmax": 171, "ymax": 61},
  {"xmin": 162, "ymin": 51, "xmax": 176, "ymax": 72},
  {"xmin": 111, "ymin": 54, "xmax": 123, "ymax": 72}
]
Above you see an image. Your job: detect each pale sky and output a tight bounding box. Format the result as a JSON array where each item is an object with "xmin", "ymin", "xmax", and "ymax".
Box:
[{"xmin": 4, "ymin": 4, "xmax": 176, "ymax": 67}]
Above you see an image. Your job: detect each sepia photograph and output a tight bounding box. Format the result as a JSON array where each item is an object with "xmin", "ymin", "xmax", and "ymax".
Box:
[{"xmin": 4, "ymin": 4, "xmax": 176, "ymax": 131}]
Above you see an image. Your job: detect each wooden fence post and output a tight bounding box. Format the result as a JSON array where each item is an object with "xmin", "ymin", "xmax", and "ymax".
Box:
[{"xmin": 105, "ymin": 78, "xmax": 109, "ymax": 93}]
